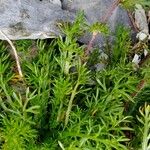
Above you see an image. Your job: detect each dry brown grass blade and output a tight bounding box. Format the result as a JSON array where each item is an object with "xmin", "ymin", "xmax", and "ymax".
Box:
[{"xmin": 0, "ymin": 30, "xmax": 23, "ymax": 78}]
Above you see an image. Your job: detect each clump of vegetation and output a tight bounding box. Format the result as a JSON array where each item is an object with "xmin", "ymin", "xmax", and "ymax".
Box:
[
  {"xmin": 0, "ymin": 8, "xmax": 150, "ymax": 150},
  {"xmin": 120, "ymin": 0, "xmax": 150, "ymax": 9}
]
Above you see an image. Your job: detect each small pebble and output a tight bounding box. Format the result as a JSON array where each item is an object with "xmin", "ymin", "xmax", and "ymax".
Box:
[
  {"xmin": 136, "ymin": 32, "xmax": 148, "ymax": 41},
  {"xmin": 49, "ymin": 0, "xmax": 61, "ymax": 7},
  {"xmin": 132, "ymin": 54, "xmax": 141, "ymax": 65}
]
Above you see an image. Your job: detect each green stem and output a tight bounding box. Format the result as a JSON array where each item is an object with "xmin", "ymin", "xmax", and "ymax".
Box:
[
  {"xmin": 57, "ymin": 101, "xmax": 63, "ymax": 122},
  {"xmin": 142, "ymin": 107, "xmax": 150, "ymax": 150},
  {"xmin": 65, "ymin": 82, "xmax": 79, "ymax": 126},
  {"xmin": 0, "ymin": 79, "xmax": 13, "ymax": 104}
]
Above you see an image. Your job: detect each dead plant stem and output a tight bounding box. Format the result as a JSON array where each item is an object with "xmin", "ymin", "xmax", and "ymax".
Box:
[
  {"xmin": 85, "ymin": 0, "xmax": 121, "ymax": 55},
  {"xmin": 0, "ymin": 30, "xmax": 23, "ymax": 78}
]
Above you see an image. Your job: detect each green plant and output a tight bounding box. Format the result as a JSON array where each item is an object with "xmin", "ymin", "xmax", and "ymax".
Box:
[
  {"xmin": 120, "ymin": 0, "xmax": 150, "ymax": 9},
  {"xmin": 89, "ymin": 22, "xmax": 109, "ymax": 35},
  {"xmin": 110, "ymin": 25, "xmax": 131, "ymax": 66},
  {"xmin": 22, "ymin": 40, "xmax": 57, "ymax": 132},
  {"xmin": 0, "ymin": 8, "xmax": 150, "ymax": 150},
  {"xmin": 137, "ymin": 104, "xmax": 150, "ymax": 150},
  {"xmin": 0, "ymin": 87, "xmax": 39, "ymax": 150},
  {"xmin": 0, "ymin": 116, "xmax": 36, "ymax": 150},
  {"xmin": 51, "ymin": 13, "xmax": 91, "ymax": 127}
]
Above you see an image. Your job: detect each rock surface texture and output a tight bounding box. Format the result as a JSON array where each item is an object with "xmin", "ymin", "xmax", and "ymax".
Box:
[
  {"xmin": 62, "ymin": 0, "xmax": 135, "ymax": 47},
  {"xmin": 0, "ymin": 0, "xmax": 135, "ymax": 45},
  {"xmin": 0, "ymin": 0, "xmax": 74, "ymax": 39}
]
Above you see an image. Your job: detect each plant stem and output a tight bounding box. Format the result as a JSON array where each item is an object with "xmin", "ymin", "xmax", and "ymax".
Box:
[
  {"xmin": 127, "ymin": 10, "xmax": 139, "ymax": 32},
  {"xmin": 142, "ymin": 106, "xmax": 150, "ymax": 150},
  {"xmin": 85, "ymin": 32, "xmax": 97, "ymax": 56},
  {"xmin": 0, "ymin": 30, "xmax": 23, "ymax": 78},
  {"xmin": 101, "ymin": 0, "xmax": 121, "ymax": 23},
  {"xmin": 65, "ymin": 82, "xmax": 79, "ymax": 126},
  {"xmin": 131, "ymin": 79, "xmax": 146, "ymax": 98},
  {"xmin": 85, "ymin": 0, "xmax": 121, "ymax": 55},
  {"xmin": 57, "ymin": 101, "xmax": 63, "ymax": 122}
]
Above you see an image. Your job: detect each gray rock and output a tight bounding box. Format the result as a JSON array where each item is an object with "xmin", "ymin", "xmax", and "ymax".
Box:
[
  {"xmin": 0, "ymin": 0, "xmax": 135, "ymax": 46},
  {"xmin": 0, "ymin": 0, "xmax": 75, "ymax": 40},
  {"xmin": 62, "ymin": 0, "xmax": 135, "ymax": 47},
  {"xmin": 135, "ymin": 4, "xmax": 149, "ymax": 34}
]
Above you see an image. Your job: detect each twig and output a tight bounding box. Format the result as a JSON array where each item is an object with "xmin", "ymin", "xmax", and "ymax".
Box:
[
  {"xmin": 139, "ymin": 54, "xmax": 150, "ymax": 67},
  {"xmin": 131, "ymin": 79, "xmax": 146, "ymax": 98},
  {"xmin": 0, "ymin": 30, "xmax": 23, "ymax": 78},
  {"xmin": 127, "ymin": 10, "xmax": 139, "ymax": 32},
  {"xmin": 85, "ymin": 32, "xmax": 97, "ymax": 56},
  {"xmin": 101, "ymin": 0, "xmax": 121, "ymax": 23}
]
